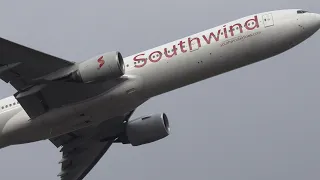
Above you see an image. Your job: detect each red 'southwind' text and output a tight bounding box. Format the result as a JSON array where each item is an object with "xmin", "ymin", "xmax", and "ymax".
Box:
[{"xmin": 133, "ymin": 15, "xmax": 260, "ymax": 68}]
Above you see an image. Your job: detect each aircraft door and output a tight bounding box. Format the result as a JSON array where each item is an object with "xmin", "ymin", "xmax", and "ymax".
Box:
[
  {"xmin": 189, "ymin": 40, "xmax": 200, "ymax": 52},
  {"xmin": 262, "ymin": 13, "xmax": 274, "ymax": 27}
]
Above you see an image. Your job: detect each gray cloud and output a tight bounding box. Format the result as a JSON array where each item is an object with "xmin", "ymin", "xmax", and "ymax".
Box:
[{"xmin": 0, "ymin": 1, "xmax": 319, "ymax": 180}]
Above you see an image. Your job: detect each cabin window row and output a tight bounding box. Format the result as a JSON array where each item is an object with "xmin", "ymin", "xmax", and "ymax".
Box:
[{"xmin": 1, "ymin": 102, "xmax": 19, "ymax": 109}]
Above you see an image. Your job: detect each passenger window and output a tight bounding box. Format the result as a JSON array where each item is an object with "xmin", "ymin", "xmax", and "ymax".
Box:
[
  {"xmin": 9, "ymin": 104, "xmax": 12, "ymax": 107},
  {"xmin": 13, "ymin": 103, "xmax": 16, "ymax": 105},
  {"xmin": 5, "ymin": 105, "xmax": 8, "ymax": 108}
]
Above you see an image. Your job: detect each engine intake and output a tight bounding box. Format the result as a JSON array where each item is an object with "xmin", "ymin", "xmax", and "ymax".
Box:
[
  {"xmin": 71, "ymin": 51, "xmax": 124, "ymax": 83},
  {"xmin": 126, "ymin": 113, "xmax": 170, "ymax": 146}
]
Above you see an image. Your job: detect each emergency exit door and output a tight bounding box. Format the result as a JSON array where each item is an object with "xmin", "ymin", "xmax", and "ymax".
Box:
[{"xmin": 262, "ymin": 13, "xmax": 274, "ymax": 27}]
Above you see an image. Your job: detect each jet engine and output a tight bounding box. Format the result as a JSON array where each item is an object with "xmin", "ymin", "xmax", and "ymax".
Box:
[
  {"xmin": 126, "ymin": 113, "xmax": 170, "ymax": 146},
  {"xmin": 69, "ymin": 51, "xmax": 124, "ymax": 83}
]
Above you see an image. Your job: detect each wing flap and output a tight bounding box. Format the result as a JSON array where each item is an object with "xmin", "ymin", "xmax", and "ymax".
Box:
[{"xmin": 14, "ymin": 77, "xmax": 128, "ymax": 118}]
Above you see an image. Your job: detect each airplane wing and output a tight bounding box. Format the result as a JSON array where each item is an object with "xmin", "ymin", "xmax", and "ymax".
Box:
[
  {"xmin": 50, "ymin": 111, "xmax": 134, "ymax": 180},
  {"xmin": 0, "ymin": 37, "xmax": 122, "ymax": 118},
  {"xmin": 0, "ymin": 37, "xmax": 74, "ymax": 90}
]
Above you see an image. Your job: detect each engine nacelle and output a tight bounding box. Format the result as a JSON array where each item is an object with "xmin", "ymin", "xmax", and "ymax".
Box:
[
  {"xmin": 126, "ymin": 113, "xmax": 170, "ymax": 146},
  {"xmin": 72, "ymin": 51, "xmax": 124, "ymax": 83}
]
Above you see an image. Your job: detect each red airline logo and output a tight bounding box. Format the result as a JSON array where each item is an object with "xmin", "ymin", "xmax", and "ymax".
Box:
[{"xmin": 97, "ymin": 56, "xmax": 105, "ymax": 69}]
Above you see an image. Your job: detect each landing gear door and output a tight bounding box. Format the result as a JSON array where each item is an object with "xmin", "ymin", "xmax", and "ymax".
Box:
[{"xmin": 262, "ymin": 13, "xmax": 274, "ymax": 27}]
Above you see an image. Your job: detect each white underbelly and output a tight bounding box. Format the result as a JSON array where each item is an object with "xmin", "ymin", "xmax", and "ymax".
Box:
[{"xmin": 1, "ymin": 75, "xmax": 147, "ymax": 146}]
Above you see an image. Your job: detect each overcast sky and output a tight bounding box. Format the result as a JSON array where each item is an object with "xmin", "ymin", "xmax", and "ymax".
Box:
[{"xmin": 0, "ymin": 1, "xmax": 319, "ymax": 180}]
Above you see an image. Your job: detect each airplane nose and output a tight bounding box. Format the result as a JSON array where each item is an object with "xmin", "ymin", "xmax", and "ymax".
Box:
[
  {"xmin": 314, "ymin": 13, "xmax": 320, "ymax": 29},
  {"xmin": 309, "ymin": 13, "xmax": 320, "ymax": 31},
  {"xmin": 299, "ymin": 13, "xmax": 320, "ymax": 34}
]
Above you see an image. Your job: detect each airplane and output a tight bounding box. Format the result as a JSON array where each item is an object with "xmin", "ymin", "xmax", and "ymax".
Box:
[{"xmin": 0, "ymin": 9, "xmax": 319, "ymax": 180}]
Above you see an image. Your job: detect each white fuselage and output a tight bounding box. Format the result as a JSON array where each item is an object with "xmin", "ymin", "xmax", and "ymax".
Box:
[{"xmin": 0, "ymin": 9, "xmax": 319, "ymax": 148}]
